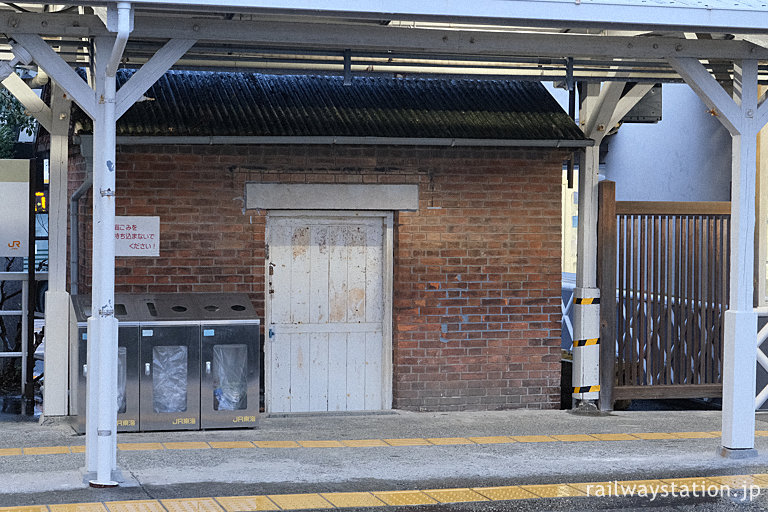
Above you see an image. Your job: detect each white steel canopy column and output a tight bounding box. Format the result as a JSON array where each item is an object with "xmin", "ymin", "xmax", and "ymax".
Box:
[
  {"xmin": 2, "ymin": 2, "xmax": 195, "ymax": 486},
  {"xmin": 574, "ymin": 79, "xmax": 653, "ymax": 412},
  {"xmin": 671, "ymin": 56, "xmax": 768, "ymax": 456}
]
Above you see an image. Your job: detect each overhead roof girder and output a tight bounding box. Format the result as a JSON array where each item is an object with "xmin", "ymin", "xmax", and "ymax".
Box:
[{"xmin": 3, "ymin": 11, "xmax": 768, "ymax": 62}]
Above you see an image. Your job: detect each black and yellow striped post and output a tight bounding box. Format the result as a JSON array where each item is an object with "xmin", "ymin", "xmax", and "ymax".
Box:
[{"xmin": 572, "ymin": 288, "xmax": 600, "ymax": 406}]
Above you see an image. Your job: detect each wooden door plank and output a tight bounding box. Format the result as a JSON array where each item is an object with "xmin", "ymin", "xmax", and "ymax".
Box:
[
  {"xmin": 290, "ymin": 332, "xmax": 311, "ymax": 412},
  {"xmin": 271, "ymin": 331, "xmax": 292, "ymax": 413},
  {"xmin": 309, "ymin": 225, "xmax": 330, "ymax": 325},
  {"xmin": 365, "ymin": 331, "xmax": 383, "ymax": 410},
  {"xmin": 270, "ymin": 224, "xmax": 293, "ymax": 325},
  {"xmin": 328, "ymin": 225, "xmax": 348, "ymax": 324},
  {"xmin": 365, "ymin": 221, "xmax": 384, "ymax": 324},
  {"xmin": 327, "ymin": 332, "xmax": 348, "ymax": 411},
  {"xmin": 347, "ymin": 225, "xmax": 367, "ymax": 324},
  {"xmin": 309, "ymin": 332, "xmax": 329, "ymax": 411},
  {"xmin": 346, "ymin": 332, "xmax": 367, "ymax": 410},
  {"xmin": 290, "ymin": 226, "xmax": 311, "ymax": 325}
]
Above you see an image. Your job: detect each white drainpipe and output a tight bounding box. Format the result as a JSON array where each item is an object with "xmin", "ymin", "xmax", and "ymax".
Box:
[
  {"xmin": 106, "ymin": 3, "xmax": 131, "ymax": 77},
  {"xmin": 89, "ymin": 1, "xmax": 131, "ymax": 488}
]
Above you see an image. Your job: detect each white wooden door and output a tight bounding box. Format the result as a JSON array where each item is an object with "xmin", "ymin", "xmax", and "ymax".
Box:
[{"xmin": 266, "ymin": 213, "xmax": 391, "ymax": 412}]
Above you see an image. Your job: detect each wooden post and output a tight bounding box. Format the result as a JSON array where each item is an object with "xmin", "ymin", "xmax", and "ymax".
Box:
[{"xmin": 598, "ymin": 180, "xmax": 617, "ymax": 411}]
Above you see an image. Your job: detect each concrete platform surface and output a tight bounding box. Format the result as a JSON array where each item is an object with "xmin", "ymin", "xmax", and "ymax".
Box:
[{"xmin": 1, "ymin": 409, "xmax": 768, "ymax": 508}]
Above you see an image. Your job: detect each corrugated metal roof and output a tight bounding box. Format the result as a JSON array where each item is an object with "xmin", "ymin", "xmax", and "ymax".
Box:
[{"xmin": 77, "ymin": 70, "xmax": 584, "ymax": 142}]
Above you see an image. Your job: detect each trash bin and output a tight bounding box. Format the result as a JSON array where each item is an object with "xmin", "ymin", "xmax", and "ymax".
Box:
[
  {"xmin": 196, "ymin": 294, "xmax": 260, "ymax": 429},
  {"xmin": 74, "ymin": 293, "xmax": 260, "ymax": 432},
  {"xmin": 73, "ymin": 294, "xmax": 141, "ymax": 433},
  {"xmin": 137, "ymin": 294, "xmax": 201, "ymax": 431}
]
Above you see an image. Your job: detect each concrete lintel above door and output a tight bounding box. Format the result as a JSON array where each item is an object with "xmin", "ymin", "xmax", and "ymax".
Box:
[{"xmin": 245, "ymin": 183, "xmax": 418, "ymax": 211}]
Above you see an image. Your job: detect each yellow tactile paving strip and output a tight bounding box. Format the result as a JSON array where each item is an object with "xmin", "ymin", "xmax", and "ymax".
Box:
[
  {"xmin": 49, "ymin": 506, "xmax": 107, "ymax": 512},
  {"xmin": 214, "ymin": 496, "xmax": 278, "ymax": 512},
  {"xmin": 371, "ymin": 491, "xmax": 437, "ymax": 506},
  {"xmin": 1, "ymin": 429, "xmax": 753, "ymax": 457},
  {"xmin": 11, "ymin": 474, "xmax": 768, "ymax": 512}
]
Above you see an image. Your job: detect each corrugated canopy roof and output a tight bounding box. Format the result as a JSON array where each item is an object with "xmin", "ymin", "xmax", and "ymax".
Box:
[{"xmin": 76, "ymin": 70, "xmax": 586, "ymax": 143}]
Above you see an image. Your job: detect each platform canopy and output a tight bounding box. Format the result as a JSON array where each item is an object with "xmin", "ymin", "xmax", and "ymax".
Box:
[
  {"xmin": 5, "ymin": 0, "xmax": 768, "ymax": 487},
  {"xmin": 0, "ymin": 1, "xmax": 766, "ymax": 84}
]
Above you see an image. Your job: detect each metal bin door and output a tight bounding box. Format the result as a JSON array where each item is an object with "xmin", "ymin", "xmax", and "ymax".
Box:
[
  {"xmin": 77, "ymin": 325, "xmax": 140, "ymax": 433},
  {"xmin": 139, "ymin": 324, "xmax": 200, "ymax": 430},
  {"xmin": 200, "ymin": 322, "xmax": 260, "ymax": 429},
  {"xmin": 117, "ymin": 326, "xmax": 140, "ymax": 431}
]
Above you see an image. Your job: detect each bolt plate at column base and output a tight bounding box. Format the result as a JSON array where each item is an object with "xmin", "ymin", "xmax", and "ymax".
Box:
[
  {"xmin": 82, "ymin": 468, "xmax": 124, "ymax": 485},
  {"xmin": 719, "ymin": 447, "xmax": 758, "ymax": 459},
  {"xmin": 570, "ymin": 399, "xmax": 601, "ymax": 416}
]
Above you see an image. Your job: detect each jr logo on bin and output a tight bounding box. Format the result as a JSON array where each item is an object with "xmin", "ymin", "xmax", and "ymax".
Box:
[{"xmin": 172, "ymin": 418, "xmax": 196, "ymax": 425}]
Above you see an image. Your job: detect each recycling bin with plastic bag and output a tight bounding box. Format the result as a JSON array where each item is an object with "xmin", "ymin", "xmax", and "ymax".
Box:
[
  {"xmin": 73, "ymin": 294, "xmax": 141, "ymax": 433},
  {"xmin": 74, "ymin": 293, "xmax": 260, "ymax": 431}
]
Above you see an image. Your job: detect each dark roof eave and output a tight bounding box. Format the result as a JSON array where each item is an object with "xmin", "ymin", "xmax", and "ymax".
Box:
[{"xmin": 102, "ymin": 135, "xmax": 593, "ymax": 148}]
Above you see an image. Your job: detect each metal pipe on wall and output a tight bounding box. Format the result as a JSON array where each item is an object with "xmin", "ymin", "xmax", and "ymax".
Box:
[{"xmin": 70, "ymin": 135, "xmax": 93, "ymax": 297}]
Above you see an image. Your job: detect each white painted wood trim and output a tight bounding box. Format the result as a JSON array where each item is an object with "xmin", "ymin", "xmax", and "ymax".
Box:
[
  {"xmin": 272, "ymin": 323, "xmax": 382, "ymax": 334},
  {"xmin": 382, "ymin": 213, "xmax": 394, "ymax": 409},
  {"xmin": 264, "ymin": 216, "xmax": 273, "ymax": 413}
]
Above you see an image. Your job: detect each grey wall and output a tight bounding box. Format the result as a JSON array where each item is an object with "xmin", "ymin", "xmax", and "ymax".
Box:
[
  {"xmin": 545, "ymin": 82, "xmax": 732, "ymax": 202},
  {"xmin": 603, "ymin": 83, "xmax": 731, "ymax": 202}
]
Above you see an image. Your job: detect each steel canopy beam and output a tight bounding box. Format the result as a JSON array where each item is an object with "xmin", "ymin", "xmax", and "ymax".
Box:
[
  {"xmin": 1, "ymin": 72, "xmax": 52, "ymax": 132},
  {"xmin": 2, "ymin": 12, "xmax": 768, "ymax": 62},
  {"xmin": 52, "ymin": 0, "xmax": 768, "ymax": 34},
  {"xmin": 11, "ymin": 33, "xmax": 97, "ymax": 118},
  {"xmin": 116, "ymin": 38, "xmax": 196, "ymax": 118},
  {"xmin": 670, "ymin": 57, "xmax": 744, "ymax": 136}
]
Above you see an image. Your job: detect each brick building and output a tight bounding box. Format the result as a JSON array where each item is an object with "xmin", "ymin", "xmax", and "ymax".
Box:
[{"xmin": 68, "ymin": 71, "xmax": 587, "ymax": 412}]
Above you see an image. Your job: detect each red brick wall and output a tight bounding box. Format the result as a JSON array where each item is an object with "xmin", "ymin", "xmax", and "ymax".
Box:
[{"xmin": 70, "ymin": 143, "xmax": 565, "ymax": 411}]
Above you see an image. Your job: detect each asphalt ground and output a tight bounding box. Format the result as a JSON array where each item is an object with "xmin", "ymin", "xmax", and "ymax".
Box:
[{"xmin": 2, "ymin": 410, "xmax": 768, "ymax": 509}]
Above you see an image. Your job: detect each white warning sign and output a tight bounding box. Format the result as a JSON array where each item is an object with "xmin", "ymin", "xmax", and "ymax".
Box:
[{"xmin": 115, "ymin": 216, "xmax": 159, "ymax": 257}]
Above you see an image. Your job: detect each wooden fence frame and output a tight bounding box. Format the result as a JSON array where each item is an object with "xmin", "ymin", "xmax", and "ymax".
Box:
[{"xmin": 598, "ymin": 180, "xmax": 731, "ymax": 409}]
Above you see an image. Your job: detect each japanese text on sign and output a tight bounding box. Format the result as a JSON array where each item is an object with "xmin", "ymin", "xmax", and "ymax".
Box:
[{"xmin": 115, "ymin": 216, "xmax": 160, "ymax": 257}]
